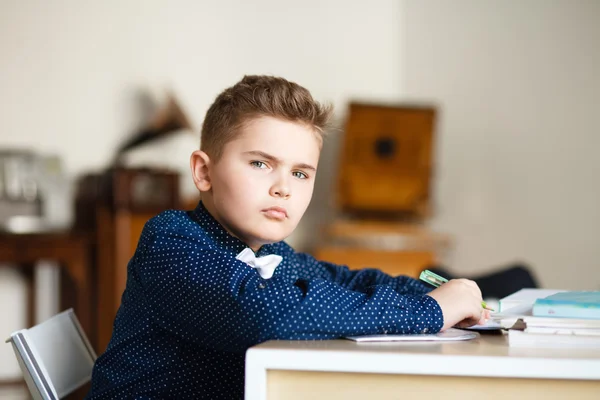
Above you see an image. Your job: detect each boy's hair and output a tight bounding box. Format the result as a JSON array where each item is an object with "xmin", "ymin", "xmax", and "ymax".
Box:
[{"xmin": 200, "ymin": 75, "xmax": 333, "ymax": 160}]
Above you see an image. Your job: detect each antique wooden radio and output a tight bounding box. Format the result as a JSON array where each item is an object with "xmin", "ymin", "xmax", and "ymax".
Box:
[
  {"xmin": 336, "ymin": 102, "xmax": 436, "ymax": 219},
  {"xmin": 313, "ymin": 102, "xmax": 446, "ymax": 277}
]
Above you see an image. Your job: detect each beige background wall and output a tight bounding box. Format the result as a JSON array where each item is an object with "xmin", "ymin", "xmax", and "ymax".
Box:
[
  {"xmin": 402, "ymin": 0, "xmax": 600, "ymax": 286},
  {"xmin": 1, "ymin": 0, "xmax": 599, "ymax": 378}
]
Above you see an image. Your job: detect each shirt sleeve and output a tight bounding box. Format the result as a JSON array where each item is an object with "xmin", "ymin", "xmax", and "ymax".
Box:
[
  {"xmin": 134, "ymin": 220, "xmax": 444, "ymax": 353},
  {"xmin": 294, "ymin": 251, "xmax": 433, "ymax": 296}
]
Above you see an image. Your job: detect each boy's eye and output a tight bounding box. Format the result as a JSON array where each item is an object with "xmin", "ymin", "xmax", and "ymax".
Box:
[
  {"xmin": 250, "ymin": 161, "xmax": 267, "ymax": 169},
  {"xmin": 292, "ymin": 171, "xmax": 308, "ymax": 180}
]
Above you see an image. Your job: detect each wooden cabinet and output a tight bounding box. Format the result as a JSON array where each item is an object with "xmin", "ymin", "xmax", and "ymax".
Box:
[
  {"xmin": 313, "ymin": 247, "xmax": 433, "ymax": 278},
  {"xmin": 313, "ymin": 220, "xmax": 452, "ymax": 278},
  {"xmin": 75, "ymin": 167, "xmax": 181, "ymax": 353}
]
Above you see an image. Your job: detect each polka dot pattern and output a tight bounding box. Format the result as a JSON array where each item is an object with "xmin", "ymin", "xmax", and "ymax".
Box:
[{"xmin": 86, "ymin": 202, "xmax": 443, "ymax": 399}]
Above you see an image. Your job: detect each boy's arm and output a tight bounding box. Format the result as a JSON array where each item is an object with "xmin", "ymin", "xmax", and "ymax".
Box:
[
  {"xmin": 135, "ymin": 224, "xmax": 443, "ymax": 354},
  {"xmin": 294, "ymin": 251, "xmax": 432, "ymax": 296}
]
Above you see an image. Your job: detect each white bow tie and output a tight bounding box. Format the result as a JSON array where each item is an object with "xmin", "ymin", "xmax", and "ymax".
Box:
[{"xmin": 236, "ymin": 247, "xmax": 282, "ymax": 279}]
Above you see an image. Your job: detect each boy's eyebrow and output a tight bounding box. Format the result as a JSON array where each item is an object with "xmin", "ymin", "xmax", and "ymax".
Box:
[{"xmin": 244, "ymin": 150, "xmax": 317, "ymax": 171}]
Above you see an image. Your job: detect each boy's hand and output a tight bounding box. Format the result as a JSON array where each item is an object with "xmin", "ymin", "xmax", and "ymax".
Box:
[{"xmin": 426, "ymin": 279, "xmax": 487, "ymax": 331}]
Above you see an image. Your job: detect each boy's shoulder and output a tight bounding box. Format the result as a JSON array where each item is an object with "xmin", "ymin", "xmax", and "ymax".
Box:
[
  {"xmin": 145, "ymin": 209, "xmax": 197, "ymax": 233},
  {"xmin": 141, "ymin": 209, "xmax": 212, "ymax": 247},
  {"xmin": 146, "ymin": 208, "xmax": 190, "ymax": 225}
]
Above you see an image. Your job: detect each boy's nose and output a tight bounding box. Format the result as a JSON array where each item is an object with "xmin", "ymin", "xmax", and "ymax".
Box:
[
  {"xmin": 271, "ymin": 186, "xmax": 290, "ymax": 199},
  {"xmin": 270, "ymin": 178, "xmax": 291, "ymax": 199}
]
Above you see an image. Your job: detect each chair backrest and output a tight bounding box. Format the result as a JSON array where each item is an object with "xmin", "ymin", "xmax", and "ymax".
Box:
[{"xmin": 5, "ymin": 309, "xmax": 97, "ymax": 400}]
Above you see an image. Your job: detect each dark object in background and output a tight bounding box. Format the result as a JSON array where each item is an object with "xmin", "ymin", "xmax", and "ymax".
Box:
[
  {"xmin": 114, "ymin": 94, "xmax": 192, "ymax": 163},
  {"xmin": 0, "ymin": 150, "xmax": 44, "ymax": 229},
  {"xmin": 425, "ymin": 263, "xmax": 539, "ymax": 299}
]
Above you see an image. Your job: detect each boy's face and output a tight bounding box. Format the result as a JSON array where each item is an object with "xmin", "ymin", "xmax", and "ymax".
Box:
[{"xmin": 192, "ymin": 116, "xmax": 321, "ymax": 251}]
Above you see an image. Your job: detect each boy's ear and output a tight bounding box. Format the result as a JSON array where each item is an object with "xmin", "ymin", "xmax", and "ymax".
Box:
[{"xmin": 190, "ymin": 150, "xmax": 212, "ymax": 192}]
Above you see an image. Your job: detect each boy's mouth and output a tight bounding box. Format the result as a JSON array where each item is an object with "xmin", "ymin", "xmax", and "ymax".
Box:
[{"xmin": 262, "ymin": 206, "xmax": 288, "ymax": 220}]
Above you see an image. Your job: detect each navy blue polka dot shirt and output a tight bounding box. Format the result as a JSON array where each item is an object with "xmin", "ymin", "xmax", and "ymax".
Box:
[{"xmin": 87, "ymin": 202, "xmax": 443, "ymax": 399}]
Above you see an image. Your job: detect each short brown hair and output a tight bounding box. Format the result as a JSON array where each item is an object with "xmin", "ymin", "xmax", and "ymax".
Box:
[{"xmin": 200, "ymin": 75, "xmax": 333, "ymax": 160}]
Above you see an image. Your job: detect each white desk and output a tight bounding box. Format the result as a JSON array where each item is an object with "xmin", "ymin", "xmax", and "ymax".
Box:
[{"xmin": 245, "ymin": 332, "xmax": 600, "ymax": 400}]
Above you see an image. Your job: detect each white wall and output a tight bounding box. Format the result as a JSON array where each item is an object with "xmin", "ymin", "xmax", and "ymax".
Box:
[
  {"xmin": 0, "ymin": 0, "xmax": 403, "ymax": 378},
  {"xmin": 0, "ymin": 0, "xmax": 402, "ymax": 175},
  {"xmin": 403, "ymin": 0, "xmax": 600, "ymax": 290}
]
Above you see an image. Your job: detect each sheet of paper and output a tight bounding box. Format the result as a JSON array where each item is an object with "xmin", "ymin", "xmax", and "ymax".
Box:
[{"xmin": 345, "ymin": 328, "xmax": 478, "ymax": 343}]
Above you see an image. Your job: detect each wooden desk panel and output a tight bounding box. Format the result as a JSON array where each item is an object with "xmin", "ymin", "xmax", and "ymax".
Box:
[{"xmin": 267, "ymin": 371, "xmax": 600, "ymax": 399}]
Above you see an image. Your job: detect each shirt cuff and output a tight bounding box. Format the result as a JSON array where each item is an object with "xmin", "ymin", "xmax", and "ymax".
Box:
[{"xmin": 414, "ymin": 295, "xmax": 444, "ymax": 334}]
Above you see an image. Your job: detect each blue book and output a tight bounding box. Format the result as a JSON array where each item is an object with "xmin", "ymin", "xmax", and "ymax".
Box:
[{"xmin": 533, "ymin": 291, "xmax": 600, "ymax": 320}]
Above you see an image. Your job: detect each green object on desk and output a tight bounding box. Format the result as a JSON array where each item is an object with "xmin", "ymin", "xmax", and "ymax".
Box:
[{"xmin": 419, "ymin": 270, "xmax": 493, "ymax": 311}]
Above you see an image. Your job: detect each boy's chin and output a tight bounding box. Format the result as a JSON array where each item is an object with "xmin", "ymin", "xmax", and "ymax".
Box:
[
  {"xmin": 257, "ymin": 234, "xmax": 288, "ymax": 246},
  {"xmin": 252, "ymin": 229, "xmax": 292, "ymax": 246}
]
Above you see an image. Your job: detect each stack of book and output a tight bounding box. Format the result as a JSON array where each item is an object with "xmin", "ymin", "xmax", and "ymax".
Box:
[{"xmin": 497, "ymin": 289, "xmax": 600, "ymax": 348}]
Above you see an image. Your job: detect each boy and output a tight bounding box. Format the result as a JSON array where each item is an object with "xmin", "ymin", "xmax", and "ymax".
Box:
[{"xmin": 87, "ymin": 75, "xmax": 487, "ymax": 399}]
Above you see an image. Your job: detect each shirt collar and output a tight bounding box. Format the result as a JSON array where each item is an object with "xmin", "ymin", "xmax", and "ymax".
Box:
[{"xmin": 190, "ymin": 201, "xmax": 278, "ymax": 257}]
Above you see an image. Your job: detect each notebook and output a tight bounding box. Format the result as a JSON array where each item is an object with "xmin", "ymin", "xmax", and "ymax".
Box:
[
  {"xmin": 498, "ymin": 289, "xmax": 564, "ymax": 312},
  {"xmin": 533, "ymin": 291, "xmax": 600, "ymax": 319}
]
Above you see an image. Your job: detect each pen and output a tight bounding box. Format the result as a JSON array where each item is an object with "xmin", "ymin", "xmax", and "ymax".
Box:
[{"xmin": 419, "ymin": 270, "xmax": 494, "ymax": 311}]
